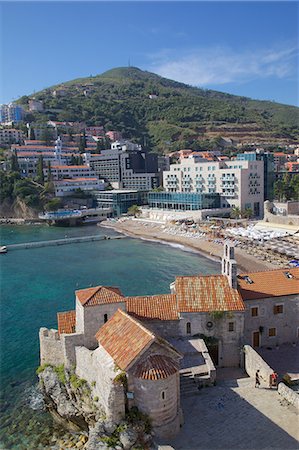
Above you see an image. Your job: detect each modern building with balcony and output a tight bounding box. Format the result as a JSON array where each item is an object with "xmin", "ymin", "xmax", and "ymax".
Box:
[{"xmin": 162, "ymin": 155, "xmax": 264, "ymax": 217}]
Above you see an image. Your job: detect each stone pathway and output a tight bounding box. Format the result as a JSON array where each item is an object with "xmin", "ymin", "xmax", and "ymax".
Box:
[{"xmin": 157, "ymin": 377, "xmax": 298, "ymax": 449}]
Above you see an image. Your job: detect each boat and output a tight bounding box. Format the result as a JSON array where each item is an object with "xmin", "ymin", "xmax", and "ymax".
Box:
[{"xmin": 0, "ymin": 246, "xmax": 7, "ymax": 254}]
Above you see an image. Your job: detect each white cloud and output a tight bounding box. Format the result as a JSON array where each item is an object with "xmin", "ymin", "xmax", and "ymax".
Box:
[{"xmin": 147, "ymin": 45, "xmax": 298, "ymax": 86}]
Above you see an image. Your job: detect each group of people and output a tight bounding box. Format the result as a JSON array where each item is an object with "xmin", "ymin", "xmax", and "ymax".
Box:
[{"xmin": 255, "ymin": 370, "xmax": 278, "ymax": 388}]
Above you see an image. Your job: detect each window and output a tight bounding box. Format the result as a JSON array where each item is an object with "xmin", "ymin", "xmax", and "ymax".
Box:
[
  {"xmin": 186, "ymin": 322, "xmax": 191, "ymax": 334},
  {"xmin": 273, "ymin": 304, "xmax": 283, "ymax": 315},
  {"xmin": 251, "ymin": 307, "xmax": 258, "ymax": 317},
  {"xmin": 161, "ymin": 391, "xmax": 165, "ymax": 400},
  {"xmin": 228, "ymin": 322, "xmax": 234, "ymax": 332},
  {"xmin": 269, "ymin": 327, "xmax": 276, "ymax": 337},
  {"xmin": 104, "ymin": 314, "xmax": 108, "ymax": 323}
]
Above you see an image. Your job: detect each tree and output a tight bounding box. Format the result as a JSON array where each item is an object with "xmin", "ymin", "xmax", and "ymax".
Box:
[
  {"xmin": 36, "ymin": 155, "xmax": 44, "ymax": 185},
  {"xmin": 79, "ymin": 132, "xmax": 86, "ymax": 153},
  {"xmin": 10, "ymin": 150, "xmax": 19, "ymax": 172},
  {"xmin": 41, "ymin": 128, "xmax": 52, "ymax": 146},
  {"xmin": 127, "ymin": 204, "xmax": 141, "ymax": 217},
  {"xmin": 230, "ymin": 206, "xmax": 241, "ymax": 219},
  {"xmin": 44, "ymin": 198, "xmax": 62, "ymax": 211},
  {"xmin": 241, "ymin": 207, "xmax": 253, "ymax": 219},
  {"xmin": 29, "ymin": 126, "xmax": 36, "ymax": 140},
  {"xmin": 274, "ymin": 179, "xmax": 285, "ymax": 201}
]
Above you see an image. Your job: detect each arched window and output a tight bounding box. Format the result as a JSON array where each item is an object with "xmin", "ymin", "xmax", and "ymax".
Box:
[
  {"xmin": 104, "ymin": 314, "xmax": 108, "ymax": 323},
  {"xmin": 186, "ymin": 322, "xmax": 191, "ymax": 335},
  {"xmin": 161, "ymin": 391, "xmax": 165, "ymax": 400}
]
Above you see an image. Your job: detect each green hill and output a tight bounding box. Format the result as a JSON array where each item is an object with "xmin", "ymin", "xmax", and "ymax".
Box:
[{"xmin": 18, "ymin": 67, "xmax": 299, "ymax": 152}]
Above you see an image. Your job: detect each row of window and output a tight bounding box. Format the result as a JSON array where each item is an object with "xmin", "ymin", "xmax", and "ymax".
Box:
[
  {"xmin": 251, "ymin": 304, "xmax": 283, "ymax": 317},
  {"xmin": 186, "ymin": 321, "xmax": 235, "ymax": 334}
]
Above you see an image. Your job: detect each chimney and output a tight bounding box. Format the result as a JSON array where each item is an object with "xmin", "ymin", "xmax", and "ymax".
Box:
[{"xmin": 222, "ymin": 242, "xmax": 237, "ymax": 289}]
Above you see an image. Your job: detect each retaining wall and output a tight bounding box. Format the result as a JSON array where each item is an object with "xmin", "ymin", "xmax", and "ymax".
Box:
[
  {"xmin": 243, "ymin": 344, "xmax": 273, "ymax": 384},
  {"xmin": 278, "ymin": 383, "xmax": 299, "ymax": 410}
]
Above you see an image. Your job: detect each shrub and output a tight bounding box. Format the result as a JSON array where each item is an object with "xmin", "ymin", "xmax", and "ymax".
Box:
[
  {"xmin": 54, "ymin": 365, "xmax": 67, "ymax": 384},
  {"xmin": 70, "ymin": 373, "xmax": 87, "ymax": 389},
  {"xmin": 113, "ymin": 372, "xmax": 128, "ymax": 390},
  {"xmin": 36, "ymin": 363, "xmax": 52, "ymax": 375},
  {"xmin": 126, "ymin": 406, "xmax": 152, "ymax": 433}
]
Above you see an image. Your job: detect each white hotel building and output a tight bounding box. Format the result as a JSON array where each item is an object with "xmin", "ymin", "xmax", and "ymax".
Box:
[
  {"xmin": 54, "ymin": 177, "xmax": 105, "ymax": 197},
  {"xmin": 163, "ymin": 156, "xmax": 264, "ymax": 217}
]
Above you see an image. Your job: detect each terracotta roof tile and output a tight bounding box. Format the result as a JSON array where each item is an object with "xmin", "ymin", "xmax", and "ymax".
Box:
[
  {"xmin": 57, "ymin": 310, "xmax": 76, "ymax": 334},
  {"xmin": 95, "ymin": 309, "xmax": 154, "ymax": 370},
  {"xmin": 175, "ymin": 274, "xmax": 245, "ymax": 312},
  {"xmin": 76, "ymin": 286, "xmax": 124, "ymax": 307},
  {"xmin": 126, "ymin": 294, "xmax": 178, "ymax": 321},
  {"xmin": 132, "ymin": 354, "xmax": 179, "ymax": 380},
  {"xmin": 238, "ymin": 268, "xmax": 299, "ymax": 300}
]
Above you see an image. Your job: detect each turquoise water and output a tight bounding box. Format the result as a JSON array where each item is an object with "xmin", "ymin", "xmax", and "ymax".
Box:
[{"xmin": 0, "ymin": 224, "xmax": 219, "ymax": 449}]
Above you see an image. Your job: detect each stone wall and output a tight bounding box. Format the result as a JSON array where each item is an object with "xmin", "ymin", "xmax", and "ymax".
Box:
[
  {"xmin": 178, "ymin": 311, "xmax": 244, "ymax": 367},
  {"xmin": 129, "ymin": 372, "xmax": 181, "ymax": 438},
  {"xmin": 278, "ymin": 382, "xmax": 299, "ymax": 410},
  {"xmin": 200, "ymin": 339, "xmax": 216, "ymax": 383},
  {"xmin": 75, "ymin": 345, "xmax": 125, "ymax": 422},
  {"xmin": 264, "ymin": 201, "xmax": 299, "ymax": 226},
  {"xmin": 39, "ymin": 328, "xmax": 64, "ymax": 366},
  {"xmin": 81, "ymin": 302, "xmax": 127, "ymax": 349},
  {"xmin": 142, "ymin": 319, "xmax": 179, "ymax": 338},
  {"xmin": 243, "ymin": 294, "xmax": 299, "ymax": 347},
  {"xmin": 62, "ymin": 333, "xmax": 85, "ymax": 368},
  {"xmin": 244, "ymin": 344, "xmax": 273, "ymax": 383}
]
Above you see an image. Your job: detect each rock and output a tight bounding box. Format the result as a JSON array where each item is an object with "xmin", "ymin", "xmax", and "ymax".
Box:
[
  {"xmin": 104, "ymin": 420, "xmax": 117, "ymax": 434},
  {"xmin": 119, "ymin": 429, "xmax": 138, "ymax": 450},
  {"xmin": 76, "ymin": 442, "xmax": 84, "ymax": 448}
]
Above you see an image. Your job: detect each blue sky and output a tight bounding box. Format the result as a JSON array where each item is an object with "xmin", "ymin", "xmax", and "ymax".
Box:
[{"xmin": 1, "ymin": 1, "xmax": 298, "ymax": 106}]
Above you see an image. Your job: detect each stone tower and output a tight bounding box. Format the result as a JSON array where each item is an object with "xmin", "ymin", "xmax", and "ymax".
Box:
[{"xmin": 222, "ymin": 242, "xmax": 237, "ymax": 289}]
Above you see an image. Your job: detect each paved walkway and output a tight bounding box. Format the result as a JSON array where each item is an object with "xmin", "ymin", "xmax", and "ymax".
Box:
[{"xmin": 158, "ymin": 376, "xmax": 298, "ymax": 450}]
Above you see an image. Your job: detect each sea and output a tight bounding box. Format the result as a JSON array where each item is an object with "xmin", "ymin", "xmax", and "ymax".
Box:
[{"xmin": 0, "ymin": 224, "xmax": 219, "ymax": 449}]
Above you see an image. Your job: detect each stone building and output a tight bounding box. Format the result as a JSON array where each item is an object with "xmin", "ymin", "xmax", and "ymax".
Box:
[{"xmin": 39, "ymin": 243, "xmax": 299, "ymax": 437}]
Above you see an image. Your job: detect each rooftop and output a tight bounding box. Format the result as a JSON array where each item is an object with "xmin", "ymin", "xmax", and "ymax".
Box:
[
  {"xmin": 238, "ymin": 268, "xmax": 299, "ymax": 300},
  {"xmin": 95, "ymin": 309, "xmax": 155, "ymax": 370},
  {"xmin": 132, "ymin": 354, "xmax": 179, "ymax": 380},
  {"xmin": 175, "ymin": 274, "xmax": 245, "ymax": 313},
  {"xmin": 76, "ymin": 286, "xmax": 124, "ymax": 307},
  {"xmin": 57, "ymin": 310, "xmax": 76, "ymax": 334},
  {"xmin": 126, "ymin": 294, "xmax": 179, "ymax": 321}
]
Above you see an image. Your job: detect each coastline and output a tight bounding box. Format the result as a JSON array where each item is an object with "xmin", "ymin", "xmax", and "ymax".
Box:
[{"xmin": 101, "ymin": 219, "xmax": 279, "ymax": 273}]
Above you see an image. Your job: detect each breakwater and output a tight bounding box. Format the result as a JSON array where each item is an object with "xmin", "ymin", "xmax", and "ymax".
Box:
[{"xmin": 6, "ymin": 234, "xmax": 126, "ymax": 250}]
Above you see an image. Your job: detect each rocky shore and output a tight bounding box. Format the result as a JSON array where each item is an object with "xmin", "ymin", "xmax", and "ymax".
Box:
[
  {"xmin": 38, "ymin": 366, "xmax": 154, "ymax": 450},
  {"xmin": 101, "ymin": 218, "xmax": 278, "ymax": 273}
]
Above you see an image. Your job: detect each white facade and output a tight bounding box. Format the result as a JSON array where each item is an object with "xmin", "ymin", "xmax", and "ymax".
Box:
[
  {"xmin": 49, "ymin": 165, "xmax": 96, "ymax": 180},
  {"xmin": 54, "ymin": 177, "xmax": 105, "ymax": 197},
  {"xmin": 0, "ymin": 128, "xmax": 24, "ymax": 145},
  {"xmin": 163, "ymin": 156, "xmax": 264, "ymax": 216}
]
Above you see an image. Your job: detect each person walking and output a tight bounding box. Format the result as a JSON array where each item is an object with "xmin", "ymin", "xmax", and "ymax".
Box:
[{"xmin": 255, "ymin": 369, "xmax": 261, "ymax": 388}]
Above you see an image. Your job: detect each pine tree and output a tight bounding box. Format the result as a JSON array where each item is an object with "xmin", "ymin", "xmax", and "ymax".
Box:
[
  {"xmin": 29, "ymin": 127, "xmax": 35, "ymax": 140},
  {"xmin": 11, "ymin": 150, "xmax": 20, "ymax": 172},
  {"xmin": 79, "ymin": 133, "xmax": 86, "ymax": 153},
  {"xmin": 36, "ymin": 155, "xmax": 44, "ymax": 185},
  {"xmin": 47, "ymin": 161, "xmax": 52, "ymax": 182}
]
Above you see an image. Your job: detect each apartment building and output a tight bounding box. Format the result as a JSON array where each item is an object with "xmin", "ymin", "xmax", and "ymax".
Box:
[
  {"xmin": 0, "ymin": 128, "xmax": 24, "ymax": 145},
  {"xmin": 17, "ymin": 152, "xmax": 66, "ymax": 178},
  {"xmin": 163, "ymin": 156, "xmax": 264, "ymax": 217},
  {"xmin": 54, "ymin": 177, "xmax": 105, "ymax": 197},
  {"xmin": 85, "ymin": 140, "xmax": 159, "ymax": 191},
  {"xmin": 0, "ymin": 104, "xmax": 24, "ymax": 124},
  {"xmin": 49, "ymin": 165, "xmax": 95, "ymax": 181}
]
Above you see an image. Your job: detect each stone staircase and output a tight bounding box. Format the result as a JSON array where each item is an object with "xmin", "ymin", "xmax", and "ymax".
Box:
[{"xmin": 180, "ymin": 369, "xmax": 212, "ymax": 397}]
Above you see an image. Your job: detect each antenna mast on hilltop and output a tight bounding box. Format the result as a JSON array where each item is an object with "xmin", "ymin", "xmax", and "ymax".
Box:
[{"xmin": 128, "ymin": 58, "xmax": 131, "ymax": 67}]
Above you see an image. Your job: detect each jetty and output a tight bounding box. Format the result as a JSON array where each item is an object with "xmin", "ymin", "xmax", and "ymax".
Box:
[{"xmin": 6, "ymin": 234, "xmax": 126, "ymax": 251}]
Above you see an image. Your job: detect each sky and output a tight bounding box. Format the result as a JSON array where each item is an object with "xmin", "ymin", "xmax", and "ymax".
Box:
[{"xmin": 1, "ymin": 1, "xmax": 298, "ymax": 106}]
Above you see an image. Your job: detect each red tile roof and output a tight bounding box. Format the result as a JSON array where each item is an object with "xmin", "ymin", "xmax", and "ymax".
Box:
[
  {"xmin": 95, "ymin": 309, "xmax": 155, "ymax": 370},
  {"xmin": 126, "ymin": 294, "xmax": 179, "ymax": 321},
  {"xmin": 76, "ymin": 286, "xmax": 124, "ymax": 307},
  {"xmin": 175, "ymin": 274, "xmax": 245, "ymax": 312},
  {"xmin": 132, "ymin": 354, "xmax": 179, "ymax": 380},
  {"xmin": 57, "ymin": 310, "xmax": 76, "ymax": 334},
  {"xmin": 238, "ymin": 268, "xmax": 299, "ymax": 300}
]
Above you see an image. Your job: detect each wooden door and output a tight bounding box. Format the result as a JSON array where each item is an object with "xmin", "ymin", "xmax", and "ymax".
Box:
[{"xmin": 253, "ymin": 331, "xmax": 260, "ymax": 348}]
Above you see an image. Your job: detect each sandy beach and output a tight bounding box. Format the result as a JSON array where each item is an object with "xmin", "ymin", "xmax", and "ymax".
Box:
[{"xmin": 101, "ymin": 218, "xmax": 280, "ymax": 273}]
